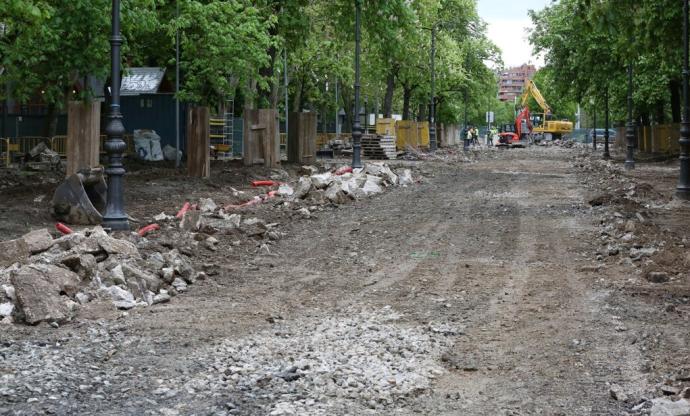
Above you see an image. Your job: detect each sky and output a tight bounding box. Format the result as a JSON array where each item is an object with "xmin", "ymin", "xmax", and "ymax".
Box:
[{"xmin": 477, "ymin": 0, "xmax": 552, "ymax": 69}]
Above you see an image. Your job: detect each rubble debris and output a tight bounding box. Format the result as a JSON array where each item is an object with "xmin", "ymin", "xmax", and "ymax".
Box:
[
  {"xmin": 199, "ymin": 198, "xmax": 218, "ymax": 213},
  {"xmin": 646, "ymin": 271, "xmax": 670, "ymax": 284},
  {"xmin": 650, "ymin": 398, "xmax": 690, "ymax": 416},
  {"xmin": 11, "ymin": 264, "xmax": 81, "ymax": 325},
  {"xmin": 310, "ymin": 173, "xmax": 334, "ymax": 189},
  {"xmin": 0, "ymin": 238, "xmax": 30, "ymax": 268},
  {"xmin": 0, "ymin": 224, "xmax": 198, "ymax": 325},
  {"xmin": 22, "ymin": 229, "xmax": 54, "ymax": 254},
  {"xmin": 292, "ymin": 177, "xmax": 313, "ymax": 200}
]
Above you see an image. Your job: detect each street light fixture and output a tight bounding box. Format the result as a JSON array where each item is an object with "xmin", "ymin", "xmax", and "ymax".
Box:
[
  {"xmin": 351, "ymin": 0, "xmax": 362, "ymax": 169},
  {"xmin": 677, "ymin": 0, "xmax": 690, "ymax": 199},
  {"xmin": 102, "ymin": 0, "xmax": 129, "ymax": 231}
]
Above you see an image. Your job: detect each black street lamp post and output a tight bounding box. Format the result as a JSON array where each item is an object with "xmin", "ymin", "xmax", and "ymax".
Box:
[
  {"xmin": 592, "ymin": 107, "xmax": 597, "ymax": 150},
  {"xmin": 463, "ymin": 89, "xmax": 469, "ymax": 151},
  {"xmin": 625, "ymin": 62, "xmax": 635, "ymax": 170},
  {"xmin": 429, "ymin": 26, "xmax": 437, "ymax": 151},
  {"xmin": 677, "ymin": 0, "xmax": 690, "ymax": 199},
  {"xmin": 604, "ymin": 87, "xmax": 611, "ymax": 160},
  {"xmin": 351, "ymin": 0, "xmax": 362, "ymax": 169},
  {"xmin": 102, "ymin": 0, "xmax": 129, "ymax": 231}
]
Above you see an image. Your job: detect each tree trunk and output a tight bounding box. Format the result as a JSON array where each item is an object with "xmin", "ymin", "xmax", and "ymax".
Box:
[
  {"xmin": 44, "ymin": 103, "xmax": 59, "ymax": 138},
  {"xmin": 257, "ymin": 25, "xmax": 279, "ymax": 108},
  {"xmin": 670, "ymin": 79, "xmax": 681, "ymax": 123},
  {"xmin": 383, "ymin": 70, "xmax": 395, "ymax": 118},
  {"xmin": 417, "ymin": 103, "xmax": 426, "ymax": 122},
  {"xmin": 402, "ymin": 86, "xmax": 412, "ymax": 120},
  {"xmin": 654, "ymin": 101, "xmax": 665, "ymax": 124}
]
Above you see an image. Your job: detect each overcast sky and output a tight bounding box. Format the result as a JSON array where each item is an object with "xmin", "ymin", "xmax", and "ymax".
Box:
[{"xmin": 477, "ymin": 0, "xmax": 553, "ymax": 69}]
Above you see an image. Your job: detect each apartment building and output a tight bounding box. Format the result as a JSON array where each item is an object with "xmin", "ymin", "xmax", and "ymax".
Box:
[{"xmin": 498, "ymin": 64, "xmax": 537, "ymax": 102}]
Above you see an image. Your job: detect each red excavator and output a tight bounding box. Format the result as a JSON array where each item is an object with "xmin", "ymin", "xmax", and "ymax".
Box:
[{"xmin": 497, "ymin": 107, "xmax": 531, "ymax": 148}]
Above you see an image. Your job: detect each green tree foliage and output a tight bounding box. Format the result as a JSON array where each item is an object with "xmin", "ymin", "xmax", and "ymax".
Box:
[{"xmin": 529, "ymin": 0, "xmax": 684, "ymax": 125}]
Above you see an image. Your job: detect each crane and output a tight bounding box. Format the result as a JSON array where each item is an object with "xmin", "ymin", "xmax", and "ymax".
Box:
[{"xmin": 516, "ymin": 79, "xmax": 573, "ymax": 141}]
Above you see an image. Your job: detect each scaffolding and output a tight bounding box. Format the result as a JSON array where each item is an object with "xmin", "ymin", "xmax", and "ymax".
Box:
[{"xmin": 209, "ymin": 97, "xmax": 234, "ymax": 159}]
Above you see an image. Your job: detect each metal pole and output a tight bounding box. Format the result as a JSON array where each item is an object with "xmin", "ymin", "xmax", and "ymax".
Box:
[
  {"xmin": 678, "ymin": 0, "xmax": 690, "ymax": 199},
  {"xmin": 604, "ymin": 87, "xmax": 611, "ymax": 159},
  {"xmin": 625, "ymin": 62, "xmax": 636, "ymax": 169},
  {"xmin": 175, "ymin": 0, "xmax": 180, "ymax": 168},
  {"xmin": 335, "ymin": 78, "xmax": 339, "ymax": 136},
  {"xmin": 103, "ymin": 0, "xmax": 129, "ymax": 230},
  {"xmin": 2, "ymin": 84, "xmax": 7, "ymax": 140},
  {"xmin": 463, "ymin": 89, "xmax": 469, "ymax": 151},
  {"xmin": 429, "ymin": 25, "xmax": 437, "ymax": 151},
  {"xmin": 351, "ymin": 0, "xmax": 362, "ymax": 168},
  {"xmin": 284, "ymin": 48, "xmax": 289, "ymax": 140},
  {"xmin": 592, "ymin": 106, "xmax": 597, "ymax": 150}
]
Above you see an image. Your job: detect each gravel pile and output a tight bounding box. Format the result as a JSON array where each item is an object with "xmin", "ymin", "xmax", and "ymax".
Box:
[{"xmin": 165, "ymin": 307, "xmax": 454, "ymax": 415}]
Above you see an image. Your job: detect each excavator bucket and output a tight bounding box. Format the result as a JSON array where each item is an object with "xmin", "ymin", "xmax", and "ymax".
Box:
[{"xmin": 52, "ymin": 169, "xmax": 108, "ymax": 225}]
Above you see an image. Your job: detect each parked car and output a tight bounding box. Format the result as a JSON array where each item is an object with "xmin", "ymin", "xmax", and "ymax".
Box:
[{"xmin": 589, "ymin": 128, "xmax": 617, "ymax": 143}]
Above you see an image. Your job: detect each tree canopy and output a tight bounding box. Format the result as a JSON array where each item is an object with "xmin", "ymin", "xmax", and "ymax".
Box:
[
  {"xmin": 1, "ymin": 0, "xmax": 506, "ymax": 128},
  {"xmin": 529, "ymin": 0, "xmax": 684, "ymax": 126}
]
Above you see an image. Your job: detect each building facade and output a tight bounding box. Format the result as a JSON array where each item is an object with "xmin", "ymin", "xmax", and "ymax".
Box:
[{"xmin": 498, "ymin": 64, "xmax": 537, "ymax": 102}]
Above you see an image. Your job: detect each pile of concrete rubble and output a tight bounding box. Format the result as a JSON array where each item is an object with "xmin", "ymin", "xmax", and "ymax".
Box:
[
  {"xmin": 283, "ymin": 163, "xmax": 414, "ymax": 204},
  {"xmin": 0, "ymin": 226, "xmax": 197, "ymax": 326}
]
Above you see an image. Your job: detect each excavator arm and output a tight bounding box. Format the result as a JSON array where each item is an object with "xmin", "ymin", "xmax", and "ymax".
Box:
[{"xmin": 519, "ymin": 79, "xmax": 552, "ymax": 115}]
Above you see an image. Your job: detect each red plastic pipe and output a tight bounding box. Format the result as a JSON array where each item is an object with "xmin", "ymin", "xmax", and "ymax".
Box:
[
  {"xmin": 137, "ymin": 223, "xmax": 160, "ymax": 237},
  {"xmin": 251, "ymin": 180, "xmax": 278, "ymax": 187},
  {"xmin": 55, "ymin": 223, "xmax": 73, "ymax": 235},
  {"xmin": 175, "ymin": 202, "xmax": 191, "ymax": 219}
]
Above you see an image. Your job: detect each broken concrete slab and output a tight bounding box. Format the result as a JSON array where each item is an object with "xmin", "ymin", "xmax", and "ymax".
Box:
[
  {"xmin": 650, "ymin": 398, "xmax": 690, "ymax": 416},
  {"xmin": 299, "ymin": 165, "xmax": 319, "ymax": 176},
  {"xmin": 0, "ymin": 302, "xmax": 14, "ymax": 317},
  {"xmin": 0, "ymin": 238, "xmax": 30, "ymax": 268},
  {"xmin": 10, "ymin": 264, "xmax": 82, "ymax": 324},
  {"xmin": 22, "ymin": 229, "xmax": 54, "ymax": 254},
  {"xmin": 292, "ymin": 177, "xmax": 313, "ymax": 200},
  {"xmin": 199, "ymin": 198, "xmax": 218, "ymax": 213},
  {"xmin": 278, "ymin": 184, "xmax": 294, "ymax": 197},
  {"xmin": 325, "ymin": 183, "xmax": 350, "ymax": 204},
  {"xmin": 399, "ymin": 169, "xmax": 413, "ymax": 186},
  {"xmin": 122, "ymin": 263, "xmax": 162, "ymax": 294},
  {"xmin": 106, "ymin": 285, "xmax": 136, "ymax": 310},
  {"xmin": 362, "ymin": 179, "xmax": 384, "ymax": 196},
  {"xmin": 97, "ymin": 235, "xmax": 139, "ymax": 258},
  {"xmin": 310, "ymin": 173, "xmax": 334, "ymax": 189},
  {"xmin": 180, "ymin": 210, "xmax": 203, "ymax": 232}
]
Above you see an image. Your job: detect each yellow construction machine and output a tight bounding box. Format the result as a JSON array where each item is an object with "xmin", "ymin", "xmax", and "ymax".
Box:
[{"xmin": 518, "ymin": 79, "xmax": 573, "ymax": 141}]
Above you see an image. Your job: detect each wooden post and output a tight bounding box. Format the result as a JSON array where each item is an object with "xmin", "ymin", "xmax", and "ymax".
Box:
[
  {"xmin": 187, "ymin": 106, "xmax": 210, "ymax": 178},
  {"xmin": 66, "ymin": 101, "xmax": 100, "ymax": 177},
  {"xmin": 243, "ymin": 108, "xmax": 279, "ymax": 167},
  {"xmin": 288, "ymin": 112, "xmax": 316, "ymax": 164}
]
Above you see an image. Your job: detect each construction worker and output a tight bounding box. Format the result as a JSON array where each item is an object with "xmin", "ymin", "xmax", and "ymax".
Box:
[{"xmin": 471, "ymin": 126, "xmax": 479, "ymax": 146}]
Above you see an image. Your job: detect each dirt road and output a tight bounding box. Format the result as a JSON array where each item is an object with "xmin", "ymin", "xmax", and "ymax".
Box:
[{"xmin": 2, "ymin": 147, "xmax": 689, "ymax": 415}]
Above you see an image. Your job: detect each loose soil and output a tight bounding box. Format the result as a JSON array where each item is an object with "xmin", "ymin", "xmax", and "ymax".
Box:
[{"xmin": 1, "ymin": 146, "xmax": 689, "ymax": 415}]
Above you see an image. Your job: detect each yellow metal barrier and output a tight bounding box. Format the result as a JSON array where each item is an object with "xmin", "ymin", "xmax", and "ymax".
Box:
[
  {"xmin": 376, "ymin": 118, "xmax": 397, "ymax": 136},
  {"xmin": 395, "ymin": 120, "xmax": 417, "ymax": 150},
  {"xmin": 417, "ymin": 121, "xmax": 430, "ymax": 148}
]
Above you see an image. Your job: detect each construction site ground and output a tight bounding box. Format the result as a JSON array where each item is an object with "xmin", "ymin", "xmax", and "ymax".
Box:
[{"xmin": 1, "ymin": 145, "xmax": 690, "ymax": 415}]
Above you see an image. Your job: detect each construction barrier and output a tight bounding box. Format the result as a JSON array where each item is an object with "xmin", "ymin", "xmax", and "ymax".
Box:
[
  {"xmin": 615, "ymin": 124, "xmax": 681, "ymax": 155},
  {"xmin": 375, "ymin": 118, "xmax": 396, "ymax": 136},
  {"xmin": 417, "ymin": 121, "xmax": 430, "ymax": 148}
]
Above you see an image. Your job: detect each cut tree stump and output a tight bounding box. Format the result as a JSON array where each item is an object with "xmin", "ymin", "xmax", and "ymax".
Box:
[
  {"xmin": 187, "ymin": 106, "xmax": 210, "ymax": 178},
  {"xmin": 66, "ymin": 101, "xmax": 100, "ymax": 177},
  {"xmin": 287, "ymin": 112, "xmax": 316, "ymax": 164},
  {"xmin": 243, "ymin": 108, "xmax": 280, "ymax": 168}
]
